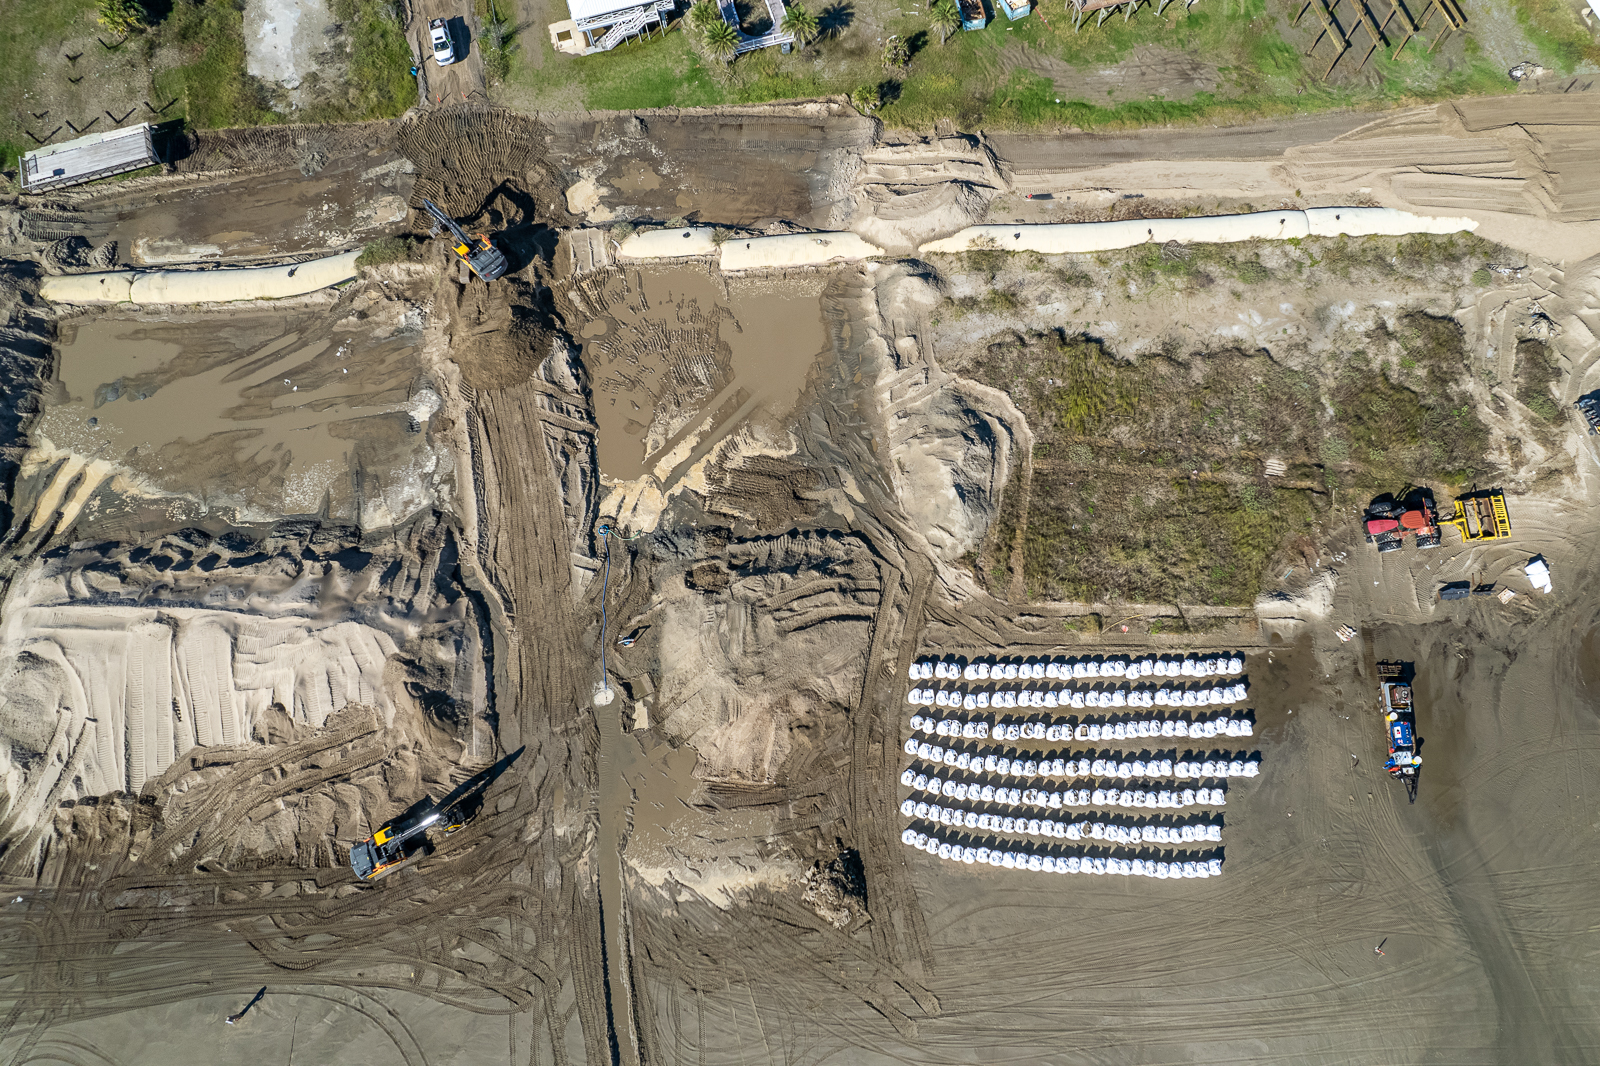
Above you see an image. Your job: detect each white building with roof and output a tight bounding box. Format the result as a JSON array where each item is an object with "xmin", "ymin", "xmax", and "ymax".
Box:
[
  {"xmin": 21, "ymin": 124, "xmax": 157, "ymax": 193},
  {"xmin": 548, "ymin": 0, "xmax": 677, "ymax": 55}
]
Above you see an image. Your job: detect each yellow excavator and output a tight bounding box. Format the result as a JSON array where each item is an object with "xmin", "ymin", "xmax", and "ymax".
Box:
[
  {"xmin": 349, "ymin": 746, "xmax": 523, "ymax": 881},
  {"xmin": 421, "ymin": 198, "xmax": 508, "ymax": 281}
]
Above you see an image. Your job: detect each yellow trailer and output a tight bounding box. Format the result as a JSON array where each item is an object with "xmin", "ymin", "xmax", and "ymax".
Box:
[{"xmin": 1443, "ymin": 489, "xmax": 1511, "ymax": 542}]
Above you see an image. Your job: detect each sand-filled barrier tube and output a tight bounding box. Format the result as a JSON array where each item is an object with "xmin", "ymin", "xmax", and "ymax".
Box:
[
  {"xmin": 617, "ymin": 227, "xmax": 719, "ymax": 259},
  {"xmin": 719, "ymin": 232, "xmax": 884, "ymax": 271},
  {"xmin": 919, "ymin": 207, "xmax": 1477, "ymax": 255},
  {"xmin": 40, "ymin": 250, "xmax": 362, "ymax": 305}
]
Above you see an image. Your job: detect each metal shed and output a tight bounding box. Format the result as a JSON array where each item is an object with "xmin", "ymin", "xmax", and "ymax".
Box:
[{"xmin": 22, "ymin": 124, "xmax": 157, "ymax": 193}]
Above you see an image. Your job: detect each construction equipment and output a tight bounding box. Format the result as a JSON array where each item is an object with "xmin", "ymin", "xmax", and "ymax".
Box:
[
  {"xmin": 1576, "ymin": 395, "xmax": 1600, "ymax": 434},
  {"xmin": 1376, "ymin": 661, "xmax": 1420, "ymax": 803},
  {"xmin": 1363, "ymin": 491, "xmax": 1441, "ymax": 553},
  {"xmin": 1443, "ymin": 488, "xmax": 1511, "ymax": 542},
  {"xmin": 349, "ymin": 746, "xmax": 524, "ymax": 881},
  {"xmin": 420, "ymin": 198, "xmax": 508, "ymax": 281}
]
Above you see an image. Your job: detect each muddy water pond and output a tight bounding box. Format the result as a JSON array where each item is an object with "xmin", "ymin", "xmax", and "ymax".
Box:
[
  {"xmin": 578, "ymin": 267, "xmax": 828, "ymax": 482},
  {"xmin": 38, "ymin": 312, "xmax": 444, "ymax": 528}
]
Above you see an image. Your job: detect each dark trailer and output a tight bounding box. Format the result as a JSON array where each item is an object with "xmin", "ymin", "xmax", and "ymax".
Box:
[{"xmin": 1377, "ymin": 661, "xmax": 1421, "ymax": 803}]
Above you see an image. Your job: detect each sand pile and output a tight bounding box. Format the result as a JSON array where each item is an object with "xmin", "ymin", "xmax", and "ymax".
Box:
[{"xmin": 0, "ymin": 512, "xmax": 488, "ymax": 872}]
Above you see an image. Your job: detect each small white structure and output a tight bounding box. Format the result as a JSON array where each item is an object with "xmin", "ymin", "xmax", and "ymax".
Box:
[
  {"xmin": 1526, "ymin": 556, "xmax": 1553, "ymax": 594},
  {"xmin": 549, "ymin": 0, "xmax": 676, "ymax": 55},
  {"xmin": 22, "ymin": 124, "xmax": 156, "ymax": 192}
]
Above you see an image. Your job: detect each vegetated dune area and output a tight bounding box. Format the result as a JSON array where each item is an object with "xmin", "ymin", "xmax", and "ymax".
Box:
[{"xmin": 1, "ymin": 92, "xmax": 1600, "ymax": 1065}]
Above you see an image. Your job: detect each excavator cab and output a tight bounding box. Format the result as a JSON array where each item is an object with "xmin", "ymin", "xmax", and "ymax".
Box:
[
  {"xmin": 348, "ymin": 747, "xmax": 524, "ymax": 882},
  {"xmin": 420, "ymin": 197, "xmax": 509, "ymax": 281},
  {"xmin": 349, "ymin": 795, "xmax": 441, "ymax": 881}
]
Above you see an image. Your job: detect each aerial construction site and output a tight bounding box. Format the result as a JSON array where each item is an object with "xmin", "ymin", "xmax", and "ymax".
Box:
[{"xmin": 0, "ymin": 63, "xmax": 1599, "ymax": 1066}]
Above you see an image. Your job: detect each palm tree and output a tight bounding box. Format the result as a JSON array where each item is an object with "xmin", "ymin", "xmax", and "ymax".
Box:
[
  {"xmin": 881, "ymin": 33, "xmax": 909, "ymax": 68},
  {"xmin": 780, "ymin": 1, "xmax": 819, "ymax": 44},
  {"xmin": 704, "ymin": 18, "xmax": 739, "ymax": 60},
  {"xmin": 931, "ymin": 0, "xmax": 960, "ymax": 44},
  {"xmin": 687, "ymin": 0, "xmax": 719, "ymax": 31}
]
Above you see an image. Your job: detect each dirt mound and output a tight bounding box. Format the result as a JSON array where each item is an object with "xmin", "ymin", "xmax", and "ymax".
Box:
[
  {"xmin": 0, "ymin": 510, "xmax": 490, "ymax": 874},
  {"xmin": 172, "ymin": 121, "xmax": 397, "ymax": 175},
  {"xmin": 0, "ymin": 264, "xmax": 54, "ymax": 544},
  {"xmin": 801, "ymin": 847, "xmax": 867, "ymax": 928},
  {"xmin": 397, "ymin": 106, "xmax": 558, "ymax": 227},
  {"xmin": 448, "ymin": 274, "xmax": 571, "ymax": 391}
]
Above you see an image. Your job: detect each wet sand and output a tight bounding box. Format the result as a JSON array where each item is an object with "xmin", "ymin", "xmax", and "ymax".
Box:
[
  {"xmin": 580, "ymin": 266, "xmax": 827, "ymax": 484},
  {"xmin": 34, "ymin": 311, "xmax": 441, "ymax": 528}
]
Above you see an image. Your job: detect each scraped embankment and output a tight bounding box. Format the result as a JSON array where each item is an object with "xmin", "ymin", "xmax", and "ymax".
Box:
[{"xmin": 0, "ymin": 512, "xmax": 489, "ymax": 873}]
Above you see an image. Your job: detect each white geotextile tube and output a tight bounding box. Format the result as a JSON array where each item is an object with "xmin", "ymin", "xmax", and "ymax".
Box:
[
  {"xmin": 900, "ymin": 830, "xmax": 1225, "ymax": 878},
  {"xmin": 904, "ymin": 707, "xmax": 1255, "ymax": 736},
  {"xmin": 40, "ymin": 250, "xmax": 362, "ymax": 305},
  {"xmin": 899, "ymin": 800, "xmax": 1223, "ymax": 844},
  {"xmin": 900, "ymin": 741, "xmax": 1258, "ymax": 780},
  {"xmin": 719, "ymin": 232, "xmax": 885, "ymax": 271},
  {"xmin": 902, "ymin": 772, "xmax": 1231, "ymax": 810},
  {"xmin": 616, "ymin": 227, "xmax": 718, "ymax": 259},
  {"xmin": 916, "ymin": 207, "xmax": 1476, "ymax": 256}
]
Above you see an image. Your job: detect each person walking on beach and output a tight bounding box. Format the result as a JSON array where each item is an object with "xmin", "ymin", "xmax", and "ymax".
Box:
[{"xmin": 226, "ymin": 987, "xmax": 267, "ymax": 1024}]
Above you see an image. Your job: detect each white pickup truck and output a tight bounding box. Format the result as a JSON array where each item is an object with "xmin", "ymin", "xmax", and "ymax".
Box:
[{"xmin": 429, "ymin": 17, "xmax": 456, "ymax": 65}]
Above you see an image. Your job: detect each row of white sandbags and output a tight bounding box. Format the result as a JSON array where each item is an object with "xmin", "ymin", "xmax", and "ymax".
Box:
[
  {"xmin": 911, "ymin": 713, "xmax": 1253, "ymax": 742},
  {"xmin": 904, "ymin": 771, "xmax": 1232, "ymax": 810},
  {"xmin": 908, "ymin": 684, "xmax": 1248, "ymax": 710},
  {"xmin": 902, "ymin": 831, "xmax": 1225, "ymax": 878},
  {"xmin": 906, "ymin": 741, "xmax": 1258, "ymax": 776},
  {"xmin": 912, "ymin": 655, "xmax": 1243, "ymax": 682},
  {"xmin": 902, "ymin": 800, "xmax": 1223, "ymax": 845}
]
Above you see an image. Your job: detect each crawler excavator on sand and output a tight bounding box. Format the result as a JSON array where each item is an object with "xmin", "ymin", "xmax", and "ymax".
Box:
[
  {"xmin": 349, "ymin": 747, "xmax": 524, "ymax": 881},
  {"xmin": 420, "ymin": 198, "xmax": 508, "ymax": 281}
]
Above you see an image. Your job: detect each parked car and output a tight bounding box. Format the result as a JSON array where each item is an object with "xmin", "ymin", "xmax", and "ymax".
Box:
[{"xmin": 430, "ymin": 18, "xmax": 456, "ymax": 66}]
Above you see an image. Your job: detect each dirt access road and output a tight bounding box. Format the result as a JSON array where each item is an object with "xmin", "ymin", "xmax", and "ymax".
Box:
[
  {"xmin": 411, "ymin": 0, "xmax": 488, "ymax": 107},
  {"xmin": 2, "ymin": 97, "xmax": 1600, "ymax": 1066}
]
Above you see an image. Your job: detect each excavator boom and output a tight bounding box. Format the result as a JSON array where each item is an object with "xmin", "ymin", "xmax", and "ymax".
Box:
[
  {"xmin": 349, "ymin": 746, "xmax": 525, "ymax": 881},
  {"xmin": 420, "ymin": 198, "xmax": 509, "ymax": 282}
]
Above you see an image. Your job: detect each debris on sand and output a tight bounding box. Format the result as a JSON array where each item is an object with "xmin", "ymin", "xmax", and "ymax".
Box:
[{"xmin": 801, "ymin": 848, "xmax": 867, "ymax": 929}]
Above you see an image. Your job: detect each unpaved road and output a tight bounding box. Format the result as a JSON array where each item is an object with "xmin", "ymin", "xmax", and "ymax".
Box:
[
  {"xmin": 1, "ymin": 95, "xmax": 1599, "ymax": 1066},
  {"xmin": 411, "ymin": 0, "xmax": 488, "ymax": 107}
]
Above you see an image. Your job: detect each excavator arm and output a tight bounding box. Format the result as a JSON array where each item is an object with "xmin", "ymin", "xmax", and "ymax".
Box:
[{"xmin": 420, "ymin": 198, "xmax": 509, "ymax": 282}]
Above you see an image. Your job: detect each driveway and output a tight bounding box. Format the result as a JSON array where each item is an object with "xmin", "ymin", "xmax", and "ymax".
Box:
[{"xmin": 410, "ymin": 0, "xmax": 487, "ymax": 106}]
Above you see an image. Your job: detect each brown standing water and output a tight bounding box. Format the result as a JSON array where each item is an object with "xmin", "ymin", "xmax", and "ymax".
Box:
[
  {"xmin": 39, "ymin": 314, "xmax": 435, "ymax": 524},
  {"xmin": 580, "ymin": 267, "xmax": 828, "ymax": 483}
]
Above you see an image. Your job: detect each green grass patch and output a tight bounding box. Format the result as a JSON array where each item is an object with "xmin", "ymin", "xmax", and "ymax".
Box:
[
  {"xmin": 957, "ymin": 267, "xmax": 1497, "ymax": 606},
  {"xmin": 499, "ymin": 0, "xmax": 1518, "ymax": 129},
  {"xmin": 0, "ymin": 0, "xmax": 101, "ymax": 161},
  {"xmin": 948, "ymin": 288, "xmax": 1021, "ymax": 316},
  {"xmin": 1329, "ymin": 312, "xmax": 1488, "ymax": 487},
  {"xmin": 356, "ymin": 235, "xmax": 417, "ymax": 267},
  {"xmin": 504, "ymin": 22, "xmax": 724, "ymax": 109},
  {"xmin": 972, "ymin": 331, "xmax": 1326, "ymax": 605},
  {"xmin": 326, "ymin": 0, "xmax": 415, "ymax": 120},
  {"xmin": 1511, "ymin": 0, "xmax": 1600, "ymax": 72},
  {"xmin": 1516, "ymin": 337, "xmax": 1562, "ymax": 423},
  {"xmin": 155, "ymin": 0, "xmax": 275, "ymax": 128}
]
